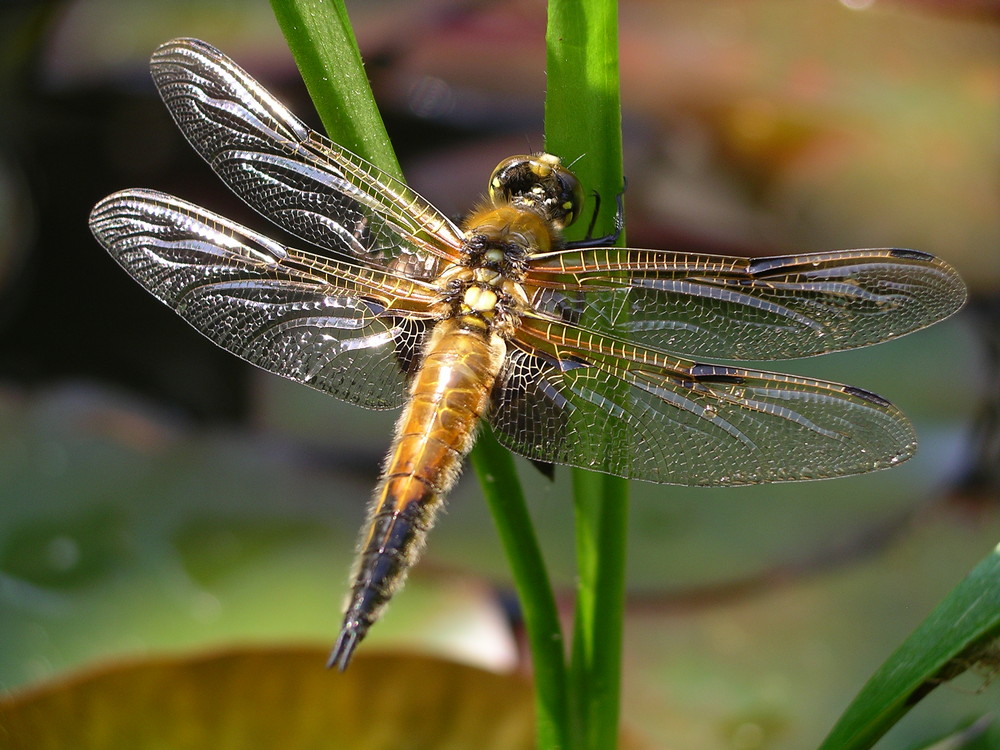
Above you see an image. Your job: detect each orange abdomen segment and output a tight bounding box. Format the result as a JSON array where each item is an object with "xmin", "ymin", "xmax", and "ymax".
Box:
[{"xmin": 329, "ymin": 318, "xmax": 506, "ymax": 669}]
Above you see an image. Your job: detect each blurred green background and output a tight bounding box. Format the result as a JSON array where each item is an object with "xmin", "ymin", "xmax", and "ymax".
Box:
[{"xmin": 0, "ymin": 1, "xmax": 997, "ymax": 748}]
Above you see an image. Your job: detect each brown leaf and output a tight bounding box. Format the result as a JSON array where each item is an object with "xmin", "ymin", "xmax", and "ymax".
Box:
[{"xmin": 0, "ymin": 647, "xmax": 536, "ymax": 750}]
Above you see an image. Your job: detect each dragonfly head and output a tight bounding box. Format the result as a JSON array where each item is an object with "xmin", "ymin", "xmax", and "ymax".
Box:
[{"xmin": 488, "ymin": 153, "xmax": 583, "ymax": 232}]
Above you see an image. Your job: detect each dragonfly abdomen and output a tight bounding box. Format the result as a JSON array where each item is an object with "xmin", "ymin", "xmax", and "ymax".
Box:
[{"xmin": 329, "ymin": 317, "xmax": 506, "ymax": 670}]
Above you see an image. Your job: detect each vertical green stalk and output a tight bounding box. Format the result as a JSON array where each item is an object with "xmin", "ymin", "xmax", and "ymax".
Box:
[
  {"xmin": 271, "ymin": 2, "xmax": 570, "ymax": 747},
  {"xmin": 271, "ymin": 0, "xmax": 397, "ymax": 166},
  {"xmin": 470, "ymin": 433, "xmax": 569, "ymax": 750},
  {"xmin": 567, "ymin": 472, "xmax": 629, "ymax": 748},
  {"xmin": 546, "ymin": 1, "xmax": 628, "ymax": 748}
]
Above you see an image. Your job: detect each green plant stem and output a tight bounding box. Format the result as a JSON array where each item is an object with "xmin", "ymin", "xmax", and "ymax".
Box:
[
  {"xmin": 568, "ymin": 472, "xmax": 629, "ymax": 749},
  {"xmin": 545, "ymin": 0, "xmax": 628, "ymax": 748},
  {"xmin": 470, "ymin": 432, "xmax": 569, "ymax": 750},
  {"xmin": 270, "ymin": 0, "xmax": 398, "ymax": 171}
]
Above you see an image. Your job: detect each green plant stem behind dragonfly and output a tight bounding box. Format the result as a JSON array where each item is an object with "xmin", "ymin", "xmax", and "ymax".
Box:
[{"xmin": 89, "ymin": 39, "xmax": 967, "ymax": 668}]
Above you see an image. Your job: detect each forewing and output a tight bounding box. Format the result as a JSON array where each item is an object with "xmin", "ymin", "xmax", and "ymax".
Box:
[
  {"xmin": 90, "ymin": 189, "xmax": 437, "ymax": 409},
  {"xmin": 526, "ymin": 247, "xmax": 966, "ymax": 360},
  {"xmin": 490, "ymin": 316, "xmax": 915, "ymax": 485},
  {"xmin": 148, "ymin": 38, "xmax": 465, "ymax": 276}
]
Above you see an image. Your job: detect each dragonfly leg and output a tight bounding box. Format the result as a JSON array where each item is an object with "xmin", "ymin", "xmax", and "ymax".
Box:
[{"xmin": 564, "ymin": 179, "xmax": 626, "ymax": 249}]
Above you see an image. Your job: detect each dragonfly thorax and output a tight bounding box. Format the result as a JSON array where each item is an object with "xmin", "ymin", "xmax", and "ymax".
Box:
[
  {"xmin": 434, "ymin": 258, "xmax": 529, "ymax": 337},
  {"xmin": 433, "ymin": 218, "xmax": 539, "ymax": 336}
]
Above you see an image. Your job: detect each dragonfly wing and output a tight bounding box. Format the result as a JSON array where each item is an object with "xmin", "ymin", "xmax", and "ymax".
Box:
[
  {"xmin": 149, "ymin": 38, "xmax": 465, "ymax": 275},
  {"xmin": 90, "ymin": 189, "xmax": 435, "ymax": 409},
  {"xmin": 490, "ymin": 317, "xmax": 915, "ymax": 485},
  {"xmin": 526, "ymin": 247, "xmax": 966, "ymax": 360}
]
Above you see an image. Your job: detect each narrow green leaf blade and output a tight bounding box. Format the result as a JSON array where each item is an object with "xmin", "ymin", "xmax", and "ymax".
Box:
[
  {"xmin": 819, "ymin": 542, "xmax": 1000, "ymax": 750},
  {"xmin": 546, "ymin": 0, "xmax": 628, "ymax": 748},
  {"xmin": 270, "ymin": 0, "xmax": 398, "ymax": 176},
  {"xmin": 470, "ymin": 432, "xmax": 570, "ymax": 750}
]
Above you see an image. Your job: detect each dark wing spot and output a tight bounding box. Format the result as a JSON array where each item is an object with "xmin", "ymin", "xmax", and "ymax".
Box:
[
  {"xmin": 888, "ymin": 248, "xmax": 934, "ymax": 261},
  {"xmin": 689, "ymin": 364, "xmax": 747, "ymax": 384},
  {"xmin": 843, "ymin": 385, "xmax": 892, "ymax": 407}
]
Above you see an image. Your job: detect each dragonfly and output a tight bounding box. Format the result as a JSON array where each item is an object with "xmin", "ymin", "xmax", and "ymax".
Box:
[{"xmin": 89, "ymin": 38, "xmax": 966, "ymax": 670}]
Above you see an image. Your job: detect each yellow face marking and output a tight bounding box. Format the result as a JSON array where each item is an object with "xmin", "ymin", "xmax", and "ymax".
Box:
[
  {"xmin": 533, "ymin": 153, "xmax": 561, "ymax": 176},
  {"xmin": 463, "ymin": 286, "xmax": 498, "ymax": 313}
]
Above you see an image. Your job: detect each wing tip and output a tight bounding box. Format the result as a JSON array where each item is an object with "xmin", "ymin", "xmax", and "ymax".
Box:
[{"xmin": 152, "ymin": 37, "xmax": 218, "ymax": 59}]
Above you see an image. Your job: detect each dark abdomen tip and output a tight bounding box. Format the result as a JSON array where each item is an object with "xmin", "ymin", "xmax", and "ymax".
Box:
[{"xmin": 328, "ymin": 624, "xmax": 364, "ymax": 671}]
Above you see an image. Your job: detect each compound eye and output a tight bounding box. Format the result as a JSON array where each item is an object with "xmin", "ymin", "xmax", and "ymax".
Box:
[
  {"xmin": 487, "ymin": 153, "xmax": 584, "ymax": 230},
  {"xmin": 488, "ymin": 155, "xmax": 534, "ymax": 203},
  {"xmin": 554, "ymin": 169, "xmax": 584, "ymax": 229}
]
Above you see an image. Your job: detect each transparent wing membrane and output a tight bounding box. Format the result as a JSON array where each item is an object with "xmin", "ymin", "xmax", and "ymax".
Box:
[
  {"xmin": 526, "ymin": 247, "xmax": 966, "ymax": 360},
  {"xmin": 149, "ymin": 38, "xmax": 465, "ymax": 275},
  {"xmin": 90, "ymin": 189, "xmax": 433, "ymax": 409},
  {"xmin": 491, "ymin": 316, "xmax": 915, "ymax": 485}
]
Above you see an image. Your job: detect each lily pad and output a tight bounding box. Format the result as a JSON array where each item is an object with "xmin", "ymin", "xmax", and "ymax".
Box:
[{"xmin": 0, "ymin": 648, "xmax": 535, "ymax": 750}]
